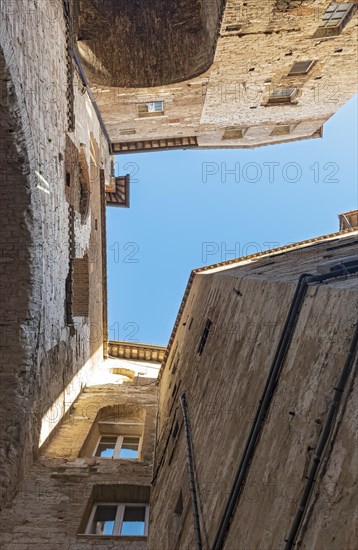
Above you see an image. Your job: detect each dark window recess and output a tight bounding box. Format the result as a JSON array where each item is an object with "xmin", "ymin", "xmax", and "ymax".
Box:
[
  {"xmin": 225, "ymin": 24, "xmax": 241, "ymax": 32},
  {"xmin": 172, "ymin": 421, "xmax": 179, "ymax": 439},
  {"xmin": 66, "ymin": 172, "xmax": 71, "ymax": 187},
  {"xmin": 197, "ymin": 319, "xmax": 213, "ymax": 355},
  {"xmin": 188, "ymin": 317, "xmax": 194, "ymax": 331}
]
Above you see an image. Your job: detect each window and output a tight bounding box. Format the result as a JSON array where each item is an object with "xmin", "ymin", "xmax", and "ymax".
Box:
[
  {"xmin": 138, "ymin": 101, "xmax": 164, "ymax": 118},
  {"xmin": 222, "ymin": 127, "xmax": 247, "ymax": 140},
  {"xmin": 267, "ymin": 88, "xmax": 298, "ymax": 105},
  {"xmin": 288, "ymin": 60, "xmax": 315, "ymax": 76},
  {"xmin": 314, "ymin": 3, "xmax": 356, "ymax": 38},
  {"xmin": 94, "ymin": 435, "xmax": 141, "ymax": 459},
  {"xmin": 87, "ymin": 503, "xmax": 148, "ymax": 536},
  {"xmin": 197, "ymin": 319, "xmax": 213, "ymax": 355}
]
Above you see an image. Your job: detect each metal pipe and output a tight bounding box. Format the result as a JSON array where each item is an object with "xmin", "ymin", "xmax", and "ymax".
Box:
[
  {"xmin": 284, "ymin": 320, "xmax": 358, "ymax": 549},
  {"xmin": 152, "ymin": 412, "xmax": 159, "ymax": 482},
  {"xmin": 212, "ymin": 262, "xmax": 358, "ymax": 550},
  {"xmin": 180, "ymin": 392, "xmax": 203, "ymax": 550}
]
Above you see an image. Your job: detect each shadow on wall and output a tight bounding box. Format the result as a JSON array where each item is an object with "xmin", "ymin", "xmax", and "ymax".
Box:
[
  {"xmin": 76, "ymin": 0, "xmax": 227, "ymax": 87},
  {"xmin": 0, "ymin": 45, "xmax": 39, "ymax": 508}
]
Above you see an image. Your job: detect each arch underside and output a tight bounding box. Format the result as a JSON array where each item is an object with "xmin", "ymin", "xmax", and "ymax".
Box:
[{"xmin": 77, "ymin": 0, "xmax": 226, "ymax": 87}]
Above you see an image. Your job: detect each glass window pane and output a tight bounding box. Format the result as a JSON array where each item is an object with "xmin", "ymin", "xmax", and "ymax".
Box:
[
  {"xmin": 120, "ymin": 506, "xmax": 146, "ymax": 536},
  {"xmin": 332, "ymin": 11, "xmax": 345, "ymax": 19},
  {"xmin": 119, "ymin": 436, "xmax": 140, "ymax": 459},
  {"xmin": 90, "ymin": 505, "xmax": 117, "ymax": 535},
  {"xmin": 95, "ymin": 436, "xmax": 117, "ymax": 458}
]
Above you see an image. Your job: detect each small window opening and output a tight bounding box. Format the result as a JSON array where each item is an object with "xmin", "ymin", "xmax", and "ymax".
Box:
[
  {"xmin": 138, "ymin": 101, "xmax": 164, "ymax": 118},
  {"xmin": 287, "ymin": 60, "xmax": 315, "ymax": 76},
  {"xmin": 267, "ymin": 88, "xmax": 298, "ymax": 105},
  {"xmin": 197, "ymin": 319, "xmax": 213, "ymax": 356},
  {"xmin": 172, "ymin": 421, "xmax": 179, "ymax": 439}
]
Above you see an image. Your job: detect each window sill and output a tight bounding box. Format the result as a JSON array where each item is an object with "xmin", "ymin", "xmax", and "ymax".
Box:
[
  {"xmin": 133, "ymin": 116, "xmax": 168, "ymax": 121},
  {"xmin": 78, "ymin": 535, "xmax": 147, "ymax": 541}
]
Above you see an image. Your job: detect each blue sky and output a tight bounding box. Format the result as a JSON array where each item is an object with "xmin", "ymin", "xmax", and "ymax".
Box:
[{"xmin": 107, "ymin": 95, "xmax": 358, "ymax": 346}]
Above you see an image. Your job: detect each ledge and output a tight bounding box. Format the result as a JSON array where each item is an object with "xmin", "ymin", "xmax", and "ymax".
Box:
[{"xmin": 76, "ymin": 533, "xmax": 148, "ymax": 542}]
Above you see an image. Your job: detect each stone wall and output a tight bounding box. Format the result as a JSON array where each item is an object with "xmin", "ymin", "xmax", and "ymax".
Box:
[
  {"xmin": 90, "ymin": 0, "xmax": 358, "ymax": 149},
  {"xmin": 149, "ymin": 232, "xmax": 358, "ymax": 549},
  {"xmin": 0, "ymin": 0, "xmax": 112, "ymax": 508},
  {"xmin": 0, "ymin": 375, "xmax": 158, "ymax": 550}
]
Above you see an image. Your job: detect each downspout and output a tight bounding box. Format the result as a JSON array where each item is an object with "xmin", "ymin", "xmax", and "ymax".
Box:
[
  {"xmin": 152, "ymin": 412, "xmax": 159, "ymax": 482},
  {"xmin": 284, "ymin": 319, "xmax": 358, "ymax": 550},
  {"xmin": 212, "ymin": 261, "xmax": 358, "ymax": 550},
  {"xmin": 180, "ymin": 392, "xmax": 203, "ymax": 550}
]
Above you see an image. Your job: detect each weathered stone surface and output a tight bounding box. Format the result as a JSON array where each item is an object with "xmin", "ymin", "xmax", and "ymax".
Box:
[
  {"xmin": 0, "ymin": 0, "xmax": 111, "ymax": 508},
  {"xmin": 150, "ymin": 232, "xmax": 358, "ymax": 550},
  {"xmin": 0, "ymin": 378, "xmax": 158, "ymax": 549},
  {"xmin": 90, "ymin": 0, "xmax": 358, "ymax": 149},
  {"xmin": 77, "ymin": 0, "xmax": 225, "ymax": 87}
]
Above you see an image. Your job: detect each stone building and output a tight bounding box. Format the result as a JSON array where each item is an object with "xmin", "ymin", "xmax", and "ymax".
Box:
[
  {"xmin": 151, "ymin": 227, "xmax": 358, "ymax": 550},
  {"xmin": 78, "ymin": 0, "xmax": 358, "ymax": 152},
  {"xmin": 0, "ymin": 343, "xmax": 164, "ymax": 550},
  {"xmin": 0, "ymin": 0, "xmax": 357, "ymax": 549},
  {"xmin": 0, "ymin": 222, "xmax": 357, "ymax": 550}
]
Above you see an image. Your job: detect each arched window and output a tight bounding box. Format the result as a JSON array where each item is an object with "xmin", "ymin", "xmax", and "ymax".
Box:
[{"xmin": 80, "ymin": 405, "xmax": 145, "ymax": 460}]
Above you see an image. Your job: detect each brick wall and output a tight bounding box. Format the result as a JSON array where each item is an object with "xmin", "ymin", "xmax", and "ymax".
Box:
[{"xmin": 0, "ymin": 0, "xmax": 112, "ymax": 507}]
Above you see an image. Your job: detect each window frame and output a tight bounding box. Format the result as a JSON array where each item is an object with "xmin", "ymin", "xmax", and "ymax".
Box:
[
  {"xmin": 86, "ymin": 502, "xmax": 149, "ymax": 537},
  {"xmin": 138, "ymin": 101, "xmax": 165, "ymax": 118},
  {"xmin": 314, "ymin": 3, "xmax": 356, "ymax": 37},
  {"xmin": 266, "ymin": 88, "xmax": 298, "ymax": 105},
  {"xmin": 93, "ymin": 434, "xmax": 142, "ymax": 460},
  {"xmin": 287, "ymin": 60, "xmax": 315, "ymax": 76}
]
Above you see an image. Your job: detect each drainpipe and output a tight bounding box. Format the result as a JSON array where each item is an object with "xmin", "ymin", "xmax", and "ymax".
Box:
[
  {"xmin": 180, "ymin": 392, "xmax": 203, "ymax": 550},
  {"xmin": 212, "ymin": 261, "xmax": 358, "ymax": 550},
  {"xmin": 284, "ymin": 319, "xmax": 358, "ymax": 549},
  {"xmin": 152, "ymin": 412, "xmax": 159, "ymax": 481}
]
